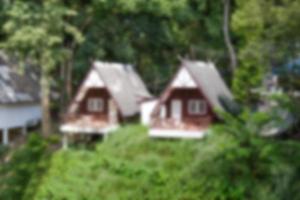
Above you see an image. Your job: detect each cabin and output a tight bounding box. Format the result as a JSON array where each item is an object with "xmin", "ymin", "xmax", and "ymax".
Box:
[
  {"xmin": 148, "ymin": 60, "xmax": 233, "ymax": 139},
  {"xmin": 60, "ymin": 61, "xmax": 152, "ymax": 143},
  {"xmin": 0, "ymin": 54, "xmax": 41, "ymax": 145}
]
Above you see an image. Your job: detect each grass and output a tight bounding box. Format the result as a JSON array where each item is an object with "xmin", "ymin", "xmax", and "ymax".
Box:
[
  {"xmin": 3, "ymin": 124, "xmax": 300, "ymax": 200},
  {"xmin": 32, "ymin": 124, "xmax": 204, "ymax": 200}
]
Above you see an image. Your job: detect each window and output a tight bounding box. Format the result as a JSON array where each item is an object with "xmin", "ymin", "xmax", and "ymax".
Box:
[
  {"xmin": 188, "ymin": 99, "xmax": 207, "ymax": 115},
  {"xmin": 87, "ymin": 98, "xmax": 104, "ymax": 112}
]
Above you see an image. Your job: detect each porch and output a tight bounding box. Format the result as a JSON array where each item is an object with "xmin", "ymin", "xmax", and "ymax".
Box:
[
  {"xmin": 60, "ymin": 115, "xmax": 119, "ymax": 149},
  {"xmin": 149, "ymin": 118, "xmax": 210, "ymax": 139},
  {"xmin": 60, "ymin": 115, "xmax": 118, "ymax": 135},
  {"xmin": 0, "ymin": 127, "xmax": 28, "ymax": 145},
  {"xmin": 149, "ymin": 129, "xmax": 206, "ymax": 139}
]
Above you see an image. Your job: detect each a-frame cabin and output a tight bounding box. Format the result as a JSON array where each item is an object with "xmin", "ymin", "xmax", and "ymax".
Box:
[
  {"xmin": 60, "ymin": 61, "xmax": 152, "ymax": 138},
  {"xmin": 149, "ymin": 60, "xmax": 233, "ymax": 139}
]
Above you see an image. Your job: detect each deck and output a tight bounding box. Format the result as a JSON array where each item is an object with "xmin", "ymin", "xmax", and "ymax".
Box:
[
  {"xmin": 151, "ymin": 118, "xmax": 210, "ymax": 130},
  {"xmin": 60, "ymin": 115, "xmax": 118, "ymax": 135},
  {"xmin": 149, "ymin": 118, "xmax": 209, "ymax": 139}
]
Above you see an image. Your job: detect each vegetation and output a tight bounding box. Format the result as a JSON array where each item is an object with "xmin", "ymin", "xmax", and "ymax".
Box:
[
  {"xmin": 232, "ymin": 0, "xmax": 300, "ymax": 104},
  {"xmin": 0, "ymin": 124, "xmax": 299, "ymax": 200},
  {"xmin": 1, "ymin": 0, "xmax": 83, "ymax": 136},
  {"xmin": 0, "ymin": 0, "xmax": 299, "ymax": 199},
  {"xmin": 0, "ymin": 0, "xmax": 299, "ymax": 130},
  {"xmin": 0, "ymin": 134, "xmax": 51, "ymax": 200},
  {"xmin": 0, "ymin": 0, "xmax": 229, "ymax": 135}
]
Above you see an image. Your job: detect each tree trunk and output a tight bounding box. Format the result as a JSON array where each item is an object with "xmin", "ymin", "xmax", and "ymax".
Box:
[
  {"xmin": 41, "ymin": 67, "xmax": 51, "ymax": 137},
  {"xmin": 223, "ymin": 0, "xmax": 238, "ymax": 73},
  {"xmin": 59, "ymin": 62, "xmax": 67, "ymax": 118},
  {"xmin": 66, "ymin": 56, "xmax": 73, "ymax": 102},
  {"xmin": 59, "ymin": 55, "xmax": 73, "ymax": 118}
]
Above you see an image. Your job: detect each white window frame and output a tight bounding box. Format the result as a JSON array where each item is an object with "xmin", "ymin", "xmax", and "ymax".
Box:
[
  {"xmin": 188, "ymin": 99, "xmax": 207, "ymax": 115},
  {"xmin": 87, "ymin": 98, "xmax": 104, "ymax": 112}
]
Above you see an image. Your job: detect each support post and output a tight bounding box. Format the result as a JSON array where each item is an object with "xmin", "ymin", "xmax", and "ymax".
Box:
[
  {"xmin": 3, "ymin": 129, "xmax": 9, "ymax": 146},
  {"xmin": 62, "ymin": 133, "xmax": 69, "ymax": 150}
]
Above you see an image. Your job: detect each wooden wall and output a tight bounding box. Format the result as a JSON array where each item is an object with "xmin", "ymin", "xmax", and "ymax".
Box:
[
  {"xmin": 76, "ymin": 88, "xmax": 123, "ymax": 123},
  {"xmin": 164, "ymin": 88, "xmax": 215, "ymax": 124},
  {"xmin": 78, "ymin": 88, "xmax": 110, "ymax": 116}
]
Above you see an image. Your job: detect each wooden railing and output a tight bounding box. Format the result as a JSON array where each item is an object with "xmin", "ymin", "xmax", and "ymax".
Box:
[
  {"xmin": 151, "ymin": 117, "xmax": 211, "ymax": 131},
  {"xmin": 63, "ymin": 114, "xmax": 108, "ymax": 123}
]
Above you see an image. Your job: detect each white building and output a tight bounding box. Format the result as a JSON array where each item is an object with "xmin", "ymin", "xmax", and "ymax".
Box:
[{"xmin": 0, "ymin": 54, "xmax": 41, "ymax": 145}]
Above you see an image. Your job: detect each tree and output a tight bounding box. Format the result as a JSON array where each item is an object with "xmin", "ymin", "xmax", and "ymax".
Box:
[
  {"xmin": 1, "ymin": 0, "xmax": 83, "ymax": 136},
  {"xmin": 0, "ymin": 134, "xmax": 48, "ymax": 200},
  {"xmin": 231, "ymin": 0, "xmax": 268, "ymax": 104},
  {"xmin": 58, "ymin": 1, "xmax": 92, "ymax": 114},
  {"xmin": 73, "ymin": 0, "xmax": 226, "ymax": 94},
  {"xmin": 192, "ymin": 107, "xmax": 300, "ymax": 200},
  {"xmin": 223, "ymin": 0, "xmax": 237, "ymax": 73},
  {"xmin": 231, "ymin": 0, "xmax": 300, "ymax": 104}
]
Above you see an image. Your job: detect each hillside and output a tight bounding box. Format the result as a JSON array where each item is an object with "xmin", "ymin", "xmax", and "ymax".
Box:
[
  {"xmin": 1, "ymin": 125, "xmax": 300, "ymax": 200},
  {"xmin": 32, "ymin": 125, "xmax": 204, "ymax": 200}
]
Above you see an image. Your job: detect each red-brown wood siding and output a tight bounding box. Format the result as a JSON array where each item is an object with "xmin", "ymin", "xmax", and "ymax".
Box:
[
  {"xmin": 64, "ymin": 87, "xmax": 124, "ymax": 128},
  {"xmin": 79, "ymin": 88, "xmax": 123, "ymax": 122},
  {"xmin": 78, "ymin": 88, "xmax": 110, "ymax": 115},
  {"xmin": 164, "ymin": 88, "xmax": 215, "ymax": 125}
]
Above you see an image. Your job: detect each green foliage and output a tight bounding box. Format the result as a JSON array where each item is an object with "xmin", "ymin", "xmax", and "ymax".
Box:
[
  {"xmin": 18, "ymin": 124, "xmax": 300, "ymax": 200},
  {"xmin": 1, "ymin": 0, "xmax": 84, "ymax": 135},
  {"xmin": 0, "ymin": 134, "xmax": 50, "ymax": 200},
  {"xmin": 33, "ymin": 125, "xmax": 202, "ymax": 200},
  {"xmin": 189, "ymin": 109, "xmax": 300, "ymax": 200},
  {"xmin": 233, "ymin": 62, "xmax": 265, "ymax": 104},
  {"xmin": 0, "ymin": 125, "xmax": 298, "ymax": 200},
  {"xmin": 269, "ymin": 93, "xmax": 300, "ymax": 133},
  {"xmin": 0, "ymin": 1, "xmax": 300, "ymax": 199},
  {"xmin": 1, "ymin": 0, "xmax": 83, "ymax": 71},
  {"xmin": 231, "ymin": 0, "xmax": 268, "ymax": 104},
  {"xmin": 0, "ymin": 145, "xmax": 9, "ymax": 161},
  {"xmin": 232, "ymin": 0, "xmax": 300, "ymax": 104},
  {"xmin": 73, "ymin": 0, "xmax": 226, "ymax": 93}
]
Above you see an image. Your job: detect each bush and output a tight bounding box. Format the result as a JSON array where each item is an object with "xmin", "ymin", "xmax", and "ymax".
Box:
[
  {"xmin": 32, "ymin": 123, "xmax": 300, "ymax": 200},
  {"xmin": 0, "ymin": 133, "xmax": 51, "ymax": 200},
  {"xmin": 0, "ymin": 144, "xmax": 9, "ymax": 159},
  {"xmin": 187, "ymin": 110, "xmax": 300, "ymax": 200},
  {"xmin": 33, "ymin": 125, "xmax": 202, "ymax": 200},
  {"xmin": 2, "ymin": 123, "xmax": 300, "ymax": 200}
]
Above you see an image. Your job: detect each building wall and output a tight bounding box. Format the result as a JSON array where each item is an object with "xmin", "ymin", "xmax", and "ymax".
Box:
[
  {"xmin": 0, "ymin": 103, "xmax": 41, "ymax": 129},
  {"xmin": 78, "ymin": 88, "xmax": 109, "ymax": 116},
  {"xmin": 155, "ymin": 88, "xmax": 215, "ymax": 127},
  {"xmin": 171, "ymin": 67, "xmax": 197, "ymax": 88},
  {"xmin": 76, "ymin": 88, "xmax": 122, "ymax": 123},
  {"xmin": 141, "ymin": 99, "xmax": 158, "ymax": 125},
  {"xmin": 82, "ymin": 68, "xmax": 105, "ymax": 88}
]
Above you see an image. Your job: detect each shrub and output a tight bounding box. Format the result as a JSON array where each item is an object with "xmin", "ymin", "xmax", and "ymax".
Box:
[
  {"xmin": 0, "ymin": 133, "xmax": 50, "ymax": 200},
  {"xmin": 188, "ymin": 110, "xmax": 300, "ymax": 200}
]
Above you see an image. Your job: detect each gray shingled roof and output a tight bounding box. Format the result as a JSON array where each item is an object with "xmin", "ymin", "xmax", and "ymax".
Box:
[
  {"xmin": 0, "ymin": 54, "xmax": 40, "ymax": 104},
  {"xmin": 94, "ymin": 61, "xmax": 152, "ymax": 117},
  {"xmin": 152, "ymin": 60, "xmax": 233, "ymax": 117},
  {"xmin": 183, "ymin": 60, "xmax": 233, "ymax": 111}
]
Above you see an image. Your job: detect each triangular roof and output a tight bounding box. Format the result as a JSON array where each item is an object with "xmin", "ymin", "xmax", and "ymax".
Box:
[
  {"xmin": 0, "ymin": 53, "xmax": 40, "ymax": 104},
  {"xmin": 153, "ymin": 60, "xmax": 233, "ymax": 116},
  {"xmin": 69, "ymin": 61, "xmax": 152, "ymax": 117}
]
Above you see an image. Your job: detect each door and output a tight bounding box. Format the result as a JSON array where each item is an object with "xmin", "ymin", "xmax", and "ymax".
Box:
[
  {"xmin": 160, "ymin": 105, "xmax": 167, "ymax": 119},
  {"xmin": 109, "ymin": 99, "xmax": 118, "ymax": 125},
  {"xmin": 171, "ymin": 99, "xmax": 182, "ymax": 122}
]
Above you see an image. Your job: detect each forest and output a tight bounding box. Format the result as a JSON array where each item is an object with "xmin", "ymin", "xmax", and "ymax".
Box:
[{"xmin": 0, "ymin": 0, "xmax": 300, "ymax": 199}]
